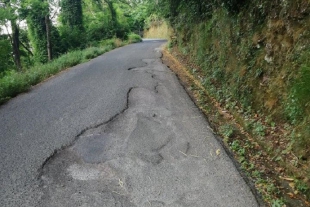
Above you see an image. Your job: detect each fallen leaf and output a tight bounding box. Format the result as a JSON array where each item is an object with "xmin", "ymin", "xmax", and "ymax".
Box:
[
  {"xmin": 287, "ymin": 192, "xmax": 295, "ymax": 198},
  {"xmin": 289, "ymin": 182, "xmax": 295, "ymax": 189},
  {"xmin": 275, "ymin": 167, "xmax": 284, "ymax": 173},
  {"xmin": 216, "ymin": 149, "xmax": 221, "ymax": 156},
  {"xmin": 279, "ymin": 176, "xmax": 294, "ymax": 181}
]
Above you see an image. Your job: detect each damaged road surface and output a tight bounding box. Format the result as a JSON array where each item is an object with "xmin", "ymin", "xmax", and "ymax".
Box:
[{"xmin": 0, "ymin": 40, "xmax": 259, "ymax": 207}]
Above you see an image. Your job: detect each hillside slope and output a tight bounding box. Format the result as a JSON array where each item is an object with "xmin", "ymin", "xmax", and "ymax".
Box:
[{"xmin": 149, "ymin": 0, "xmax": 310, "ymax": 206}]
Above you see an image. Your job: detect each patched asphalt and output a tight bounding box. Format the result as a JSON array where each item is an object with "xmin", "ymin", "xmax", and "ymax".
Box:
[{"xmin": 0, "ymin": 40, "xmax": 260, "ymax": 207}]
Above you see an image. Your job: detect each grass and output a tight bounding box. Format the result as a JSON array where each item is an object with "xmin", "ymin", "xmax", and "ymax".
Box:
[
  {"xmin": 143, "ymin": 21, "xmax": 171, "ymax": 39},
  {"xmin": 0, "ymin": 36, "xmax": 142, "ymax": 105},
  {"xmin": 286, "ymin": 65, "xmax": 310, "ymax": 123}
]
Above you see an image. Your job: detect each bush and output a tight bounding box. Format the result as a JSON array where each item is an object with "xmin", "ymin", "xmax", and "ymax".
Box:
[
  {"xmin": 0, "ymin": 70, "xmax": 31, "ymax": 103},
  {"xmin": 127, "ymin": 33, "xmax": 142, "ymax": 43}
]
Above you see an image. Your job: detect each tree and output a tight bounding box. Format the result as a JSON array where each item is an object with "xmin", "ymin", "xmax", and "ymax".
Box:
[
  {"xmin": 0, "ymin": 35, "xmax": 14, "ymax": 73},
  {"xmin": 59, "ymin": 0, "xmax": 84, "ymax": 49},
  {"xmin": 45, "ymin": 14, "xmax": 52, "ymax": 61},
  {"xmin": 11, "ymin": 20, "xmax": 22, "ymax": 69},
  {"xmin": 24, "ymin": 0, "xmax": 50, "ymax": 62},
  {"xmin": 23, "ymin": 0, "xmax": 62, "ymax": 62},
  {"xmin": 103, "ymin": 0, "xmax": 117, "ymax": 30},
  {"xmin": 60, "ymin": 0, "xmax": 83, "ymax": 29},
  {"xmin": 0, "ymin": 0, "xmax": 22, "ymax": 70}
]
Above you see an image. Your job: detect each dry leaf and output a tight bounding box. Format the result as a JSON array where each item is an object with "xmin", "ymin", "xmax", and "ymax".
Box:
[
  {"xmin": 289, "ymin": 182, "xmax": 295, "ymax": 189},
  {"xmin": 279, "ymin": 176, "xmax": 294, "ymax": 181},
  {"xmin": 287, "ymin": 192, "xmax": 295, "ymax": 198},
  {"xmin": 216, "ymin": 149, "xmax": 221, "ymax": 156}
]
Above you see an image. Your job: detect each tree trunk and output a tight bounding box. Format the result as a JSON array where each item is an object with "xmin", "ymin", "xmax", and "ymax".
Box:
[
  {"xmin": 11, "ymin": 21, "xmax": 22, "ymax": 71},
  {"xmin": 104, "ymin": 0, "xmax": 117, "ymax": 29},
  {"xmin": 45, "ymin": 15, "xmax": 52, "ymax": 61}
]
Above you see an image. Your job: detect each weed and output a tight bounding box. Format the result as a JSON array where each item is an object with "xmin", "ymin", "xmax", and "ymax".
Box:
[
  {"xmin": 285, "ymin": 95, "xmax": 303, "ymax": 124},
  {"xmin": 224, "ymin": 98, "xmax": 237, "ymax": 110},
  {"xmin": 290, "ymin": 121, "xmax": 310, "ymax": 158},
  {"xmin": 255, "ymin": 177, "xmax": 284, "ymax": 204},
  {"xmin": 255, "ymin": 68, "xmax": 263, "ymax": 78},
  {"xmin": 230, "ymin": 140, "xmax": 246, "ymax": 157},
  {"xmin": 252, "ymin": 170, "xmax": 261, "ymax": 178},
  {"xmin": 238, "ymin": 147, "xmax": 246, "ymax": 157},
  {"xmin": 295, "ymin": 179, "xmax": 309, "ymax": 194},
  {"xmin": 274, "ymin": 156, "xmax": 283, "ymax": 162},
  {"xmin": 271, "ymin": 199, "xmax": 285, "ymax": 207},
  {"xmin": 266, "ymin": 183, "xmax": 278, "ymax": 194},
  {"xmin": 244, "ymin": 118, "xmax": 255, "ymax": 130},
  {"xmin": 212, "ymin": 68, "xmax": 225, "ymax": 83},
  {"xmin": 231, "ymin": 140, "xmax": 241, "ymax": 151},
  {"xmin": 252, "ymin": 121, "xmax": 266, "ymax": 137},
  {"xmin": 219, "ymin": 124, "xmax": 235, "ymax": 140}
]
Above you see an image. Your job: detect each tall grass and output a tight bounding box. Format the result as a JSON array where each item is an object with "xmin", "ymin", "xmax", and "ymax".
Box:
[
  {"xmin": 0, "ymin": 36, "xmax": 141, "ymax": 104},
  {"xmin": 143, "ymin": 21, "xmax": 170, "ymax": 39}
]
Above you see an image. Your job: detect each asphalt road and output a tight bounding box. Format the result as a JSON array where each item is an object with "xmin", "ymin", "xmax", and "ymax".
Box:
[{"xmin": 0, "ymin": 40, "xmax": 260, "ymax": 207}]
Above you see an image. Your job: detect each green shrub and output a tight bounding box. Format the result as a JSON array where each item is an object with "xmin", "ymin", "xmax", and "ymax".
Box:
[
  {"xmin": 100, "ymin": 39, "xmax": 117, "ymax": 48},
  {"xmin": 0, "ymin": 70, "xmax": 30, "ymax": 103},
  {"xmin": 219, "ymin": 124, "xmax": 235, "ymax": 139},
  {"xmin": 252, "ymin": 121, "xmax": 266, "ymax": 137},
  {"xmin": 127, "ymin": 33, "xmax": 142, "ymax": 43}
]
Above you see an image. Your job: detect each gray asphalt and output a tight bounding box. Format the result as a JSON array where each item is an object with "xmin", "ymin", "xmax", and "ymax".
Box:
[{"xmin": 0, "ymin": 40, "xmax": 260, "ymax": 207}]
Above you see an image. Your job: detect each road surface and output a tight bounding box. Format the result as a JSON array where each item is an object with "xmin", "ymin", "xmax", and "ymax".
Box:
[{"xmin": 0, "ymin": 40, "xmax": 260, "ymax": 206}]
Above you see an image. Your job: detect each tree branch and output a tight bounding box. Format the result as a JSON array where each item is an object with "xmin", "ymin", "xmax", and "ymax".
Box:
[{"xmin": 19, "ymin": 40, "xmax": 33, "ymax": 56}]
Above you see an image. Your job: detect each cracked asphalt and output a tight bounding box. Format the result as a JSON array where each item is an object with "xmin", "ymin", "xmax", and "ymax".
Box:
[{"xmin": 0, "ymin": 40, "xmax": 260, "ymax": 207}]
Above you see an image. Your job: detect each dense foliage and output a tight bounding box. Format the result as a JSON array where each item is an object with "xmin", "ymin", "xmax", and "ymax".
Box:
[
  {"xmin": 25, "ymin": 0, "xmax": 51, "ymax": 63},
  {"xmin": 0, "ymin": 0, "xmax": 149, "ymax": 72},
  {"xmin": 59, "ymin": 0, "xmax": 84, "ymax": 49}
]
